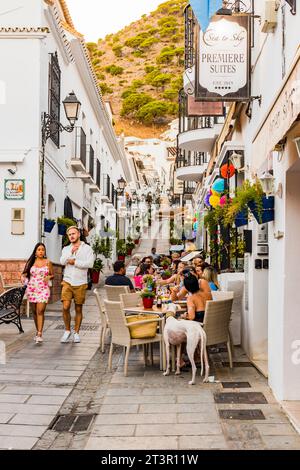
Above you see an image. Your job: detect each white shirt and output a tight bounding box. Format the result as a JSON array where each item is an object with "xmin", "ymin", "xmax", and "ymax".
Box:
[{"xmin": 60, "ymin": 242, "xmax": 95, "ymax": 286}]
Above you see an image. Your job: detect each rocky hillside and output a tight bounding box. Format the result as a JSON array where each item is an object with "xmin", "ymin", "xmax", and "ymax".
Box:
[{"xmin": 86, "ymin": 0, "xmax": 186, "ymax": 138}]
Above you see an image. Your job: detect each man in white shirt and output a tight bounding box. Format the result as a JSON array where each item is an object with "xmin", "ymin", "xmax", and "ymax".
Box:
[{"xmin": 60, "ymin": 226, "xmax": 94, "ymax": 343}]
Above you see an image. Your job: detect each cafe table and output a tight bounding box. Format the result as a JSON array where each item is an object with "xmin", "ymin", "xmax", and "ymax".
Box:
[{"xmin": 123, "ymin": 305, "xmax": 187, "ymax": 370}]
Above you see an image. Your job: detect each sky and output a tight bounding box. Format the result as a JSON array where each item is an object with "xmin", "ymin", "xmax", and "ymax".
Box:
[{"xmin": 67, "ymin": 0, "xmax": 164, "ymax": 41}]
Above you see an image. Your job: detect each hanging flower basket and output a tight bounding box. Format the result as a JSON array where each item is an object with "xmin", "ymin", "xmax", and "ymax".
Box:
[
  {"xmin": 44, "ymin": 219, "xmax": 56, "ymax": 233},
  {"xmin": 58, "ymin": 223, "xmax": 67, "ymax": 236},
  {"xmin": 235, "ymin": 211, "xmax": 248, "ymax": 228},
  {"xmin": 248, "ymin": 196, "xmax": 275, "ymax": 224}
]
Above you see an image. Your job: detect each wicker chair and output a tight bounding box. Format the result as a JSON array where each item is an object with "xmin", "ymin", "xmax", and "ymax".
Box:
[
  {"xmin": 120, "ymin": 292, "xmax": 142, "ymax": 309},
  {"xmin": 202, "ymin": 298, "xmax": 234, "ymax": 368},
  {"xmin": 105, "ymin": 285, "xmax": 130, "ymax": 301},
  {"xmin": 104, "ymin": 300, "xmax": 163, "ymax": 376},
  {"xmin": 94, "ymin": 288, "xmax": 110, "ymax": 353},
  {"xmin": 212, "ymin": 291, "xmax": 234, "ymax": 300}
]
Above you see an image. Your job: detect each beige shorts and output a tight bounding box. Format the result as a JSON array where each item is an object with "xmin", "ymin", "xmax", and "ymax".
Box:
[{"xmin": 61, "ymin": 281, "xmax": 88, "ymax": 305}]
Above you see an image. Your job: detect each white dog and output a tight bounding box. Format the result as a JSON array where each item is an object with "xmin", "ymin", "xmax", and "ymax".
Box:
[{"xmin": 163, "ymin": 304, "xmax": 209, "ymax": 385}]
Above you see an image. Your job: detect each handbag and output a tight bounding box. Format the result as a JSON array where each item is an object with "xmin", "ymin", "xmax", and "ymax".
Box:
[{"xmin": 126, "ymin": 314, "xmax": 160, "ymax": 339}]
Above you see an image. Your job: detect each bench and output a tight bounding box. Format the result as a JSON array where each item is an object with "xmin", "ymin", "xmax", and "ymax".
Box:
[{"xmin": 0, "ymin": 286, "xmax": 27, "ymax": 333}]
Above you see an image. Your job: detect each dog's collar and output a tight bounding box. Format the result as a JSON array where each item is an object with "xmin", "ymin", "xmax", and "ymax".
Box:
[{"xmin": 165, "ymin": 311, "xmax": 176, "ymax": 319}]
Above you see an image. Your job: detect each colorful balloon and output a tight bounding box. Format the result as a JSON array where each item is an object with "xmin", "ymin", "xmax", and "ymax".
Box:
[
  {"xmin": 221, "ymin": 163, "xmax": 235, "ymax": 179},
  {"xmin": 204, "ymin": 192, "xmax": 212, "ymax": 207},
  {"xmin": 209, "ymin": 195, "xmax": 221, "ymax": 208},
  {"xmin": 212, "ymin": 178, "xmax": 225, "ymax": 193},
  {"xmin": 219, "ymin": 195, "xmax": 231, "ymax": 206}
]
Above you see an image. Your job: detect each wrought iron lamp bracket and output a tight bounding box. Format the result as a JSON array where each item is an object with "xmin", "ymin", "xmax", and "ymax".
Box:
[
  {"xmin": 245, "ymin": 95, "xmax": 262, "ymax": 118},
  {"xmin": 41, "ymin": 113, "xmax": 74, "ymax": 146},
  {"xmin": 285, "ymin": 0, "xmax": 296, "ymax": 15}
]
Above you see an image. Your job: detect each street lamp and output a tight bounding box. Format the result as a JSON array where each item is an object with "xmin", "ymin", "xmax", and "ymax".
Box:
[
  {"xmin": 42, "ymin": 91, "xmax": 81, "ymax": 146},
  {"xmin": 229, "ymin": 151, "xmax": 244, "ymax": 172},
  {"xmin": 117, "ymin": 176, "xmax": 126, "ymax": 195},
  {"xmin": 40, "ymin": 91, "xmax": 81, "ymax": 239}
]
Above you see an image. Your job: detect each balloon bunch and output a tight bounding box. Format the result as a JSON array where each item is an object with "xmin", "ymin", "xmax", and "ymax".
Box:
[{"xmin": 204, "ymin": 163, "xmax": 235, "ymax": 209}]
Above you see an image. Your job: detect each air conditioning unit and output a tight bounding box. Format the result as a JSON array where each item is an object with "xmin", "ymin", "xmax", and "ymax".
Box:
[
  {"xmin": 294, "ymin": 137, "xmax": 300, "ymax": 158},
  {"xmin": 261, "ymin": 1, "xmax": 277, "ymax": 33}
]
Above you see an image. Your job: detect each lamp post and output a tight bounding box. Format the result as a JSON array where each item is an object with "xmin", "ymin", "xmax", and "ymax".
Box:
[
  {"xmin": 40, "ymin": 91, "xmax": 81, "ymax": 239},
  {"xmin": 116, "ymin": 176, "xmax": 127, "ymax": 238}
]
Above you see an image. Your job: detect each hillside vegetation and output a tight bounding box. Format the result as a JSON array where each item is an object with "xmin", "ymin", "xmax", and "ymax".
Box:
[{"xmin": 86, "ymin": 0, "xmax": 186, "ymax": 138}]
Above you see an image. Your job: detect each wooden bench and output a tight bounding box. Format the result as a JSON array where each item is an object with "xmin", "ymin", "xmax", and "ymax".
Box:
[{"xmin": 0, "ymin": 286, "xmax": 27, "ymax": 333}]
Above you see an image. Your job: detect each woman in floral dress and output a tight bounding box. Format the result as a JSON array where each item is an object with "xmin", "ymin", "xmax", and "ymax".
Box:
[{"xmin": 22, "ymin": 243, "xmax": 54, "ymax": 344}]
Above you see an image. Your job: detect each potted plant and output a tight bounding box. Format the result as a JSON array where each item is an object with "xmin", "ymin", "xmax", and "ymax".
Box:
[
  {"xmin": 160, "ymin": 257, "xmax": 171, "ymax": 269},
  {"xmin": 57, "ymin": 216, "xmax": 77, "ymax": 237},
  {"xmin": 140, "ymin": 289, "xmax": 156, "ymax": 309},
  {"xmin": 248, "ymin": 196, "xmax": 275, "ymax": 224},
  {"xmin": 126, "ymin": 236, "xmax": 135, "ymax": 255},
  {"xmin": 116, "ymin": 239, "xmax": 127, "ymax": 261},
  {"xmin": 44, "ymin": 218, "xmax": 56, "ymax": 233},
  {"xmin": 161, "ymin": 269, "xmax": 172, "ymax": 280},
  {"xmin": 91, "ymin": 258, "xmax": 104, "ymax": 284}
]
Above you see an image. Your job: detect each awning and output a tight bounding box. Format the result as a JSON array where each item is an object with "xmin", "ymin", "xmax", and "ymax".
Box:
[
  {"xmin": 180, "ymin": 251, "xmax": 202, "ymax": 262},
  {"xmin": 170, "ymin": 245, "xmax": 185, "ymax": 252}
]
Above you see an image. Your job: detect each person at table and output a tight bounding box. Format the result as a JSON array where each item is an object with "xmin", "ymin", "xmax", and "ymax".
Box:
[
  {"xmin": 157, "ymin": 261, "xmax": 187, "ymax": 287},
  {"xmin": 105, "ymin": 261, "xmax": 135, "ymax": 292},
  {"xmin": 202, "ymin": 266, "xmax": 220, "ymax": 291},
  {"xmin": 134, "ymin": 263, "xmax": 155, "ymax": 289},
  {"xmin": 170, "ymin": 268, "xmax": 211, "ymax": 301},
  {"xmin": 181, "ymin": 273, "xmax": 212, "ymax": 323}
]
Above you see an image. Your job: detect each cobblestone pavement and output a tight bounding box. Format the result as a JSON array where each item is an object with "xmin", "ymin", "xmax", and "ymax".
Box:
[{"xmin": 0, "ymin": 229, "xmax": 299, "ymax": 450}]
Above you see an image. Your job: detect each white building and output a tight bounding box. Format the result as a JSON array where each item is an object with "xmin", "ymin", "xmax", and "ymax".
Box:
[
  {"xmin": 0, "ymin": 0, "xmax": 132, "ymax": 298},
  {"xmin": 181, "ymin": 1, "xmax": 300, "ymax": 415}
]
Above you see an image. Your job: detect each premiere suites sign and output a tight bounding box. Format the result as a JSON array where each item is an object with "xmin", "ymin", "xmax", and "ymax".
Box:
[{"xmin": 196, "ymin": 15, "xmax": 251, "ymax": 101}]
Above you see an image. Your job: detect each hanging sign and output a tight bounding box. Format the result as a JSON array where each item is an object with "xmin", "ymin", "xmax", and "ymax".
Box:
[
  {"xmin": 4, "ymin": 179, "xmax": 25, "ymax": 200},
  {"xmin": 187, "ymin": 95, "xmax": 224, "ymax": 117},
  {"xmin": 195, "ymin": 15, "xmax": 251, "ymax": 102}
]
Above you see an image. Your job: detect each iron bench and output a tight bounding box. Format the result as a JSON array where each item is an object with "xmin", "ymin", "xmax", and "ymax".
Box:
[{"xmin": 0, "ymin": 286, "xmax": 27, "ymax": 333}]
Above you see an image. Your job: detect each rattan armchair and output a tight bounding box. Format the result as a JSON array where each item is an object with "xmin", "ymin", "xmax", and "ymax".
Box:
[
  {"xmin": 120, "ymin": 292, "xmax": 142, "ymax": 309},
  {"xmin": 104, "ymin": 300, "xmax": 163, "ymax": 376},
  {"xmin": 94, "ymin": 288, "xmax": 110, "ymax": 353},
  {"xmin": 202, "ymin": 298, "xmax": 234, "ymax": 368},
  {"xmin": 105, "ymin": 285, "xmax": 130, "ymax": 301}
]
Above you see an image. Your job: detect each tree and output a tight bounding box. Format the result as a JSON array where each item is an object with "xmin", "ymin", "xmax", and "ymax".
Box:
[
  {"xmin": 99, "ymin": 82, "xmax": 113, "ymax": 95},
  {"xmin": 112, "ymin": 44, "xmax": 123, "ymax": 57},
  {"xmin": 121, "ymin": 93, "xmax": 154, "ymax": 117},
  {"xmin": 136, "ymin": 101, "xmax": 169, "ymax": 124},
  {"xmin": 140, "ymin": 37, "xmax": 159, "ymax": 49},
  {"xmin": 105, "ymin": 64, "xmax": 124, "ymax": 76},
  {"xmin": 151, "ymin": 73, "xmax": 172, "ymax": 90},
  {"xmin": 156, "ymin": 47, "xmax": 176, "ymax": 64}
]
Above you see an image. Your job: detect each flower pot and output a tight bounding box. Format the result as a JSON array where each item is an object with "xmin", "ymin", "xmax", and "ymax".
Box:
[
  {"xmin": 248, "ymin": 196, "xmax": 275, "ymax": 224},
  {"xmin": 44, "ymin": 219, "xmax": 56, "ymax": 233},
  {"xmin": 142, "ymin": 297, "xmax": 154, "ymax": 309},
  {"xmin": 58, "ymin": 223, "xmax": 67, "ymax": 236},
  {"xmin": 91, "ymin": 270, "xmax": 100, "ymax": 284},
  {"xmin": 127, "ymin": 249, "xmax": 133, "ymax": 256},
  {"xmin": 235, "ymin": 211, "xmax": 248, "ymax": 228},
  {"xmin": 118, "ymin": 254, "xmax": 125, "ymax": 261},
  {"xmin": 134, "ymin": 239, "xmax": 139, "ymax": 245}
]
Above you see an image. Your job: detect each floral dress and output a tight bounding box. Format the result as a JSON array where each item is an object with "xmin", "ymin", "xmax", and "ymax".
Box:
[{"xmin": 26, "ymin": 265, "xmax": 50, "ymax": 303}]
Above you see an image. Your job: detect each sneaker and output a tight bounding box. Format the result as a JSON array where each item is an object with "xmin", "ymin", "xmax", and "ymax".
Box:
[
  {"xmin": 35, "ymin": 336, "xmax": 43, "ymax": 344},
  {"xmin": 73, "ymin": 333, "xmax": 80, "ymax": 343},
  {"xmin": 60, "ymin": 331, "xmax": 71, "ymax": 343}
]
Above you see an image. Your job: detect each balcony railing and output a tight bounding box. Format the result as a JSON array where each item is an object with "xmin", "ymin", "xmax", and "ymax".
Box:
[
  {"xmin": 74, "ymin": 127, "xmax": 87, "ymax": 168},
  {"xmin": 96, "ymin": 160, "xmax": 101, "ymax": 189},
  {"xmin": 183, "ymin": 181, "xmax": 197, "ymax": 196},
  {"xmin": 110, "ymin": 183, "xmax": 115, "ymax": 205},
  {"xmin": 176, "ymin": 149, "xmax": 208, "ymax": 169},
  {"xmin": 103, "ymin": 174, "xmax": 110, "ymax": 199},
  {"xmin": 88, "ymin": 145, "xmax": 95, "ymax": 180}
]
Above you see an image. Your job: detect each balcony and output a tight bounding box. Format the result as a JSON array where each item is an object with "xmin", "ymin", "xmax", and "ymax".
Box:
[
  {"xmin": 70, "ymin": 127, "xmax": 87, "ymax": 171},
  {"xmin": 87, "ymin": 144, "xmax": 95, "ymax": 181},
  {"xmin": 175, "ymin": 150, "xmax": 208, "ymax": 182},
  {"xmin": 89, "ymin": 159, "xmax": 101, "ymax": 193},
  {"xmin": 178, "ymin": 116, "xmax": 223, "ymax": 153},
  {"xmin": 183, "ymin": 181, "xmax": 196, "ymax": 200}
]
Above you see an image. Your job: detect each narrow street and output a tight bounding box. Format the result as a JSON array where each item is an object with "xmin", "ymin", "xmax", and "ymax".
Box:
[{"xmin": 1, "ymin": 229, "xmax": 300, "ymax": 450}]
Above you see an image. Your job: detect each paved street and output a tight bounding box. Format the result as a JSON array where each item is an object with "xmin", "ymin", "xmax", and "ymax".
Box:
[{"xmin": 0, "ymin": 231, "xmax": 300, "ymax": 450}]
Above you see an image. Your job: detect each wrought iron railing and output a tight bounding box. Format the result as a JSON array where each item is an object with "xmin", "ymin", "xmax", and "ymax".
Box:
[
  {"xmin": 96, "ymin": 160, "xmax": 101, "ymax": 188},
  {"xmin": 176, "ymin": 149, "xmax": 208, "ymax": 169},
  {"xmin": 183, "ymin": 181, "xmax": 197, "ymax": 196},
  {"xmin": 88, "ymin": 145, "xmax": 94, "ymax": 180},
  {"xmin": 75, "ymin": 127, "xmax": 87, "ymax": 168}
]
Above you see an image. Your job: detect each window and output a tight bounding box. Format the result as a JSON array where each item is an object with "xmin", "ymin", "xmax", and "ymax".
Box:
[{"xmin": 48, "ymin": 52, "xmax": 61, "ymax": 147}]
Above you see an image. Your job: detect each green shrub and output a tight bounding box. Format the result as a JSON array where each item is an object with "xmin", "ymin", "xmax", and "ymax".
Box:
[
  {"xmin": 99, "ymin": 82, "xmax": 113, "ymax": 95},
  {"xmin": 121, "ymin": 92, "xmax": 154, "ymax": 117},
  {"xmin": 105, "ymin": 64, "xmax": 124, "ymax": 75},
  {"xmin": 86, "ymin": 42, "xmax": 97, "ymax": 52},
  {"xmin": 151, "ymin": 73, "xmax": 172, "ymax": 89},
  {"xmin": 96, "ymin": 72, "xmax": 105, "ymax": 81},
  {"xmin": 160, "ymin": 25, "xmax": 178, "ymax": 37},
  {"xmin": 145, "ymin": 65, "xmax": 156, "ymax": 74},
  {"xmin": 156, "ymin": 46, "xmax": 176, "ymax": 64},
  {"xmin": 158, "ymin": 16, "xmax": 178, "ymax": 28},
  {"xmin": 92, "ymin": 57, "xmax": 101, "ymax": 67},
  {"xmin": 140, "ymin": 37, "xmax": 159, "ymax": 49},
  {"xmin": 163, "ymin": 88, "xmax": 178, "ymax": 100},
  {"xmin": 136, "ymin": 101, "xmax": 169, "ymax": 124},
  {"xmin": 132, "ymin": 50, "xmax": 145, "ymax": 58},
  {"xmin": 112, "ymin": 44, "xmax": 123, "ymax": 57}
]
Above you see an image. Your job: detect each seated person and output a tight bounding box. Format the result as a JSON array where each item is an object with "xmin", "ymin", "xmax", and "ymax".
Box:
[
  {"xmin": 157, "ymin": 261, "xmax": 187, "ymax": 287},
  {"xmin": 202, "ymin": 266, "xmax": 220, "ymax": 291},
  {"xmin": 181, "ymin": 274, "xmax": 212, "ymax": 323},
  {"xmin": 105, "ymin": 261, "xmax": 135, "ymax": 292},
  {"xmin": 170, "ymin": 268, "xmax": 211, "ymax": 301},
  {"xmin": 134, "ymin": 263, "xmax": 155, "ymax": 289}
]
